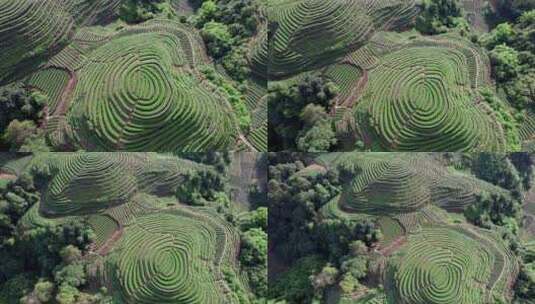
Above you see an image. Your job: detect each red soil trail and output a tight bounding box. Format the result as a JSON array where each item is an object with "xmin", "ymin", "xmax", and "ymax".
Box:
[
  {"xmin": 97, "ymin": 227, "xmax": 124, "ymax": 256},
  {"xmin": 342, "ymin": 70, "xmax": 368, "ymax": 108},
  {"xmin": 54, "ymin": 70, "xmax": 77, "ymax": 116},
  {"xmin": 378, "ymin": 236, "xmax": 407, "ymax": 256},
  {"xmin": 0, "ymin": 173, "xmax": 17, "ymax": 180},
  {"xmin": 302, "ymin": 163, "xmax": 327, "ymax": 174},
  {"xmin": 40, "ymin": 105, "xmax": 49, "ymax": 129}
]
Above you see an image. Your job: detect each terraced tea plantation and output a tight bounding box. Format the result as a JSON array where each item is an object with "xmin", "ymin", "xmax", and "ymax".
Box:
[
  {"xmin": 0, "ymin": 152, "xmax": 265, "ymax": 303},
  {"xmin": 40, "ymin": 152, "xmax": 203, "ymax": 215},
  {"xmin": 265, "ymin": 0, "xmax": 529, "ymax": 152},
  {"xmin": 0, "ymin": 0, "xmax": 266, "ymax": 152},
  {"xmin": 0, "ymin": 0, "xmax": 122, "ymax": 84},
  {"xmin": 105, "ymin": 210, "xmax": 242, "ymax": 303},
  {"xmin": 269, "ymin": 152, "xmax": 526, "ymax": 304},
  {"xmin": 264, "ymin": 0, "xmax": 419, "ymax": 77},
  {"xmin": 324, "ymin": 153, "xmax": 510, "ymax": 217},
  {"xmin": 0, "ymin": 0, "xmax": 75, "ymax": 84},
  {"xmin": 67, "ymin": 22, "xmax": 240, "ymax": 151},
  {"xmin": 350, "ymin": 35, "xmax": 509, "ymax": 152},
  {"xmin": 387, "ymin": 226, "xmax": 516, "ymax": 303}
]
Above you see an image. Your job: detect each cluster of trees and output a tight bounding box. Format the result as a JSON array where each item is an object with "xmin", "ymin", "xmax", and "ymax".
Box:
[
  {"xmin": 515, "ymin": 246, "xmax": 535, "ymax": 302},
  {"xmin": 0, "ymin": 172, "xmax": 107, "ymax": 303},
  {"xmin": 464, "ymin": 152, "xmax": 535, "ymax": 301},
  {"xmin": 118, "ymin": 0, "xmax": 173, "ymax": 23},
  {"xmin": 311, "ymin": 240, "xmax": 371, "ymax": 300},
  {"xmin": 415, "ymin": 0, "xmax": 467, "ymax": 34},
  {"xmin": 239, "ymin": 207, "xmax": 267, "ymax": 298},
  {"xmin": 465, "ymin": 191, "xmax": 522, "ymax": 233},
  {"xmin": 19, "ymin": 245, "xmax": 109, "ymax": 304},
  {"xmin": 268, "ymin": 75, "xmax": 339, "ymax": 151},
  {"xmin": 269, "ymin": 255, "xmax": 325, "ymax": 303},
  {"xmin": 492, "ymin": 0, "xmax": 535, "ymax": 21},
  {"xmin": 471, "ymin": 153, "xmax": 535, "ymax": 195},
  {"xmin": 269, "ymin": 155, "xmax": 341, "ymax": 259},
  {"xmin": 480, "ymin": 89, "xmax": 521, "ymax": 151},
  {"xmin": 200, "ymin": 66, "xmax": 251, "ymax": 131},
  {"xmin": 0, "ymin": 85, "xmax": 49, "ymax": 152},
  {"xmin": 509, "ymin": 153, "xmax": 534, "ymax": 190},
  {"xmin": 0, "ymin": 174, "xmax": 40, "ymax": 247},
  {"xmin": 194, "ymin": 0, "xmax": 259, "ymax": 81},
  {"xmin": 481, "ymin": 9, "xmax": 535, "ymax": 110},
  {"xmin": 175, "ymin": 151, "xmax": 231, "ymax": 173},
  {"xmin": 268, "ymin": 154, "xmax": 382, "ymax": 302},
  {"xmin": 175, "ymin": 168, "xmax": 226, "ymax": 206},
  {"xmin": 467, "ymin": 153, "xmax": 533, "ymax": 251},
  {"xmin": 471, "ymin": 153, "xmax": 525, "ymax": 196}
]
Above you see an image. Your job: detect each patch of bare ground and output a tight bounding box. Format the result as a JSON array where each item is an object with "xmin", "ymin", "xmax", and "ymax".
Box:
[
  {"xmin": 298, "ymin": 164, "xmax": 327, "ymax": 176},
  {"xmin": 0, "ymin": 173, "xmax": 16, "ymax": 180},
  {"xmin": 341, "ymin": 70, "xmax": 368, "ymax": 108},
  {"xmin": 377, "ymin": 236, "xmax": 407, "ymax": 256},
  {"xmin": 97, "ymin": 227, "xmax": 124, "ymax": 256},
  {"xmin": 54, "ymin": 70, "xmax": 77, "ymax": 116}
]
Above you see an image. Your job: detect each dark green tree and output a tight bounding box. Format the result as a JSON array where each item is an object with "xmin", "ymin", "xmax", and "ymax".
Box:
[
  {"xmin": 269, "ymin": 75, "xmax": 338, "ymax": 150},
  {"xmin": 296, "ymin": 104, "xmax": 337, "ymax": 152},
  {"xmin": 415, "ymin": 0, "xmax": 464, "ymax": 34},
  {"xmin": 471, "ymin": 153, "xmax": 522, "ymax": 193}
]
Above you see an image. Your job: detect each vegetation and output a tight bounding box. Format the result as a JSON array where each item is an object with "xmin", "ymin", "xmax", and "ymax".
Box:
[
  {"xmin": 478, "ymin": 8, "xmax": 535, "ymax": 150},
  {"xmin": 106, "ymin": 211, "xmax": 243, "ymax": 303},
  {"xmin": 353, "ymin": 38, "xmax": 505, "ymax": 151},
  {"xmin": 268, "ymin": 153, "xmax": 389, "ymax": 302},
  {"xmin": 67, "ymin": 23, "xmax": 238, "ymax": 151},
  {"xmin": 415, "ymin": 0, "xmax": 466, "ymax": 34},
  {"xmin": 119, "ymin": 0, "xmax": 168, "ymax": 23},
  {"xmin": 492, "ymin": 0, "xmax": 535, "ymax": 21},
  {"xmin": 265, "ymin": 0, "xmax": 534, "ymax": 152},
  {"xmin": 0, "ymin": 171, "xmax": 102, "ymax": 304},
  {"xmin": 0, "ymin": 0, "xmax": 75, "ymax": 84},
  {"xmin": 387, "ymin": 226, "xmax": 515, "ymax": 303},
  {"xmin": 240, "ymin": 227, "xmax": 267, "ymax": 296},
  {"xmin": 268, "ymin": 75, "xmax": 339, "ymax": 151},
  {"xmin": 0, "ymin": 0, "xmax": 266, "ymax": 152},
  {"xmin": 268, "ymin": 255, "xmax": 325, "ymax": 303},
  {"xmin": 0, "ymin": 86, "xmax": 47, "ymax": 151},
  {"xmin": 0, "ymin": 152, "xmax": 266, "ymax": 303},
  {"xmin": 465, "ymin": 191, "xmax": 522, "ymax": 231},
  {"xmin": 264, "ymin": 0, "xmax": 419, "ymax": 77},
  {"xmin": 269, "ymin": 153, "xmax": 529, "ymax": 303},
  {"xmin": 201, "ymin": 66, "xmax": 252, "ymax": 131}
]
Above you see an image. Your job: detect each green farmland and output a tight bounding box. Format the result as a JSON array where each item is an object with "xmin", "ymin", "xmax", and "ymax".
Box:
[
  {"xmin": 267, "ymin": 0, "xmax": 535, "ymax": 152},
  {"xmin": 268, "ymin": 152, "xmax": 534, "ymax": 304},
  {"xmin": 0, "ymin": 152, "xmax": 267, "ymax": 303},
  {"xmin": 0, "ymin": 0, "xmax": 266, "ymax": 152},
  {"xmin": 67, "ymin": 22, "xmax": 237, "ymax": 151}
]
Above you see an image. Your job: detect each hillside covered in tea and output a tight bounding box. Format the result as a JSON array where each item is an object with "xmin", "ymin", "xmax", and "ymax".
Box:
[
  {"xmin": 267, "ymin": 0, "xmax": 535, "ymax": 152},
  {"xmin": 0, "ymin": 0, "xmax": 267, "ymax": 152},
  {"xmin": 0, "ymin": 152, "xmax": 267, "ymax": 303},
  {"xmin": 269, "ymin": 152, "xmax": 535, "ymax": 304}
]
